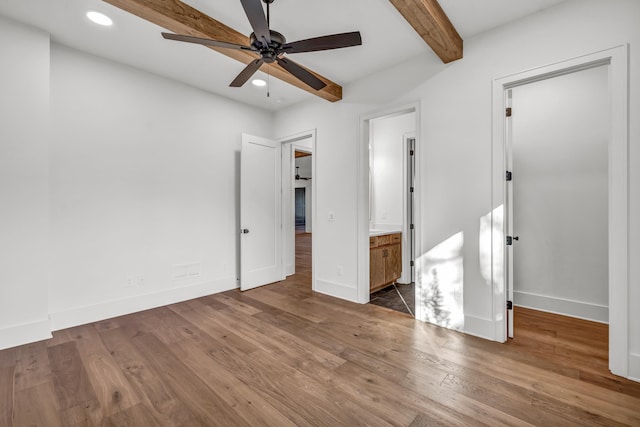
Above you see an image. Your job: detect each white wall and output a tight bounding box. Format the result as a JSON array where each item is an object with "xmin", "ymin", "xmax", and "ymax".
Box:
[
  {"xmin": 370, "ymin": 113, "xmax": 414, "ymax": 230},
  {"xmin": 276, "ymin": 101, "xmax": 365, "ymax": 301},
  {"xmin": 0, "ymin": 13, "xmax": 274, "ymax": 349},
  {"xmin": 511, "ymin": 66, "xmax": 609, "ymax": 322},
  {"xmin": 274, "ymin": 0, "xmax": 640, "ymax": 379},
  {"xmin": 0, "ymin": 16, "xmax": 51, "ymax": 349},
  {"xmin": 48, "ymin": 44, "xmax": 273, "ymax": 329}
]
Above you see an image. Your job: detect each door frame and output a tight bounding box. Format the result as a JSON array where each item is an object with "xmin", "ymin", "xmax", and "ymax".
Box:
[
  {"xmin": 400, "ymin": 132, "xmax": 416, "ymax": 285},
  {"xmin": 357, "ymin": 102, "xmax": 421, "ymax": 303},
  {"xmin": 491, "ymin": 45, "xmax": 629, "ymax": 378},
  {"xmin": 280, "ymin": 129, "xmax": 316, "ymax": 287}
]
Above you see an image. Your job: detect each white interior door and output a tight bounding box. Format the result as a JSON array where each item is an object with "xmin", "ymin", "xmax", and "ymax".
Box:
[
  {"xmin": 240, "ymin": 133, "xmax": 282, "ymax": 291},
  {"xmin": 505, "ymin": 90, "xmax": 515, "ymax": 338}
]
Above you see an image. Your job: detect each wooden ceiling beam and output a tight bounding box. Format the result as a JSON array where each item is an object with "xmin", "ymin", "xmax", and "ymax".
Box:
[
  {"xmin": 103, "ymin": 0, "xmax": 342, "ymax": 102},
  {"xmin": 388, "ymin": 0, "xmax": 463, "ymax": 63}
]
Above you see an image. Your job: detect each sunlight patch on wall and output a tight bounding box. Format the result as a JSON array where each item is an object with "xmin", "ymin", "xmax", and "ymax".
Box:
[
  {"xmin": 480, "ymin": 205, "xmax": 505, "ymax": 323},
  {"xmin": 416, "ymin": 232, "xmax": 464, "ymax": 330},
  {"xmin": 480, "ymin": 205, "xmax": 504, "ymax": 289}
]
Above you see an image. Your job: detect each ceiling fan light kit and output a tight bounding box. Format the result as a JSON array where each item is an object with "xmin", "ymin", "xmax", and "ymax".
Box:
[{"xmin": 161, "ymin": 0, "xmax": 362, "ymax": 92}]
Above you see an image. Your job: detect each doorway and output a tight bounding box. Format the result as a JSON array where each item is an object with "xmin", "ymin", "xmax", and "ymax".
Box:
[
  {"xmin": 281, "ymin": 130, "xmax": 315, "ymax": 288},
  {"xmin": 295, "ymin": 188, "xmax": 306, "ymax": 231},
  {"xmin": 359, "ymin": 105, "xmax": 420, "ymax": 315},
  {"xmin": 492, "ymin": 45, "xmax": 629, "ymax": 378},
  {"xmin": 506, "ymin": 65, "xmax": 609, "ymax": 338}
]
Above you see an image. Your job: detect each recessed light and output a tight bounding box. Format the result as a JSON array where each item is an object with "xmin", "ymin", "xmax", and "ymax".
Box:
[
  {"xmin": 252, "ymin": 79, "xmax": 267, "ymax": 87},
  {"xmin": 87, "ymin": 11, "xmax": 113, "ymax": 27}
]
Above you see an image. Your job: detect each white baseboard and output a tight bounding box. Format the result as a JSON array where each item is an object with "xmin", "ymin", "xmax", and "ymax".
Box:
[
  {"xmin": 514, "ymin": 291, "xmax": 608, "ymax": 323},
  {"xmin": 629, "ymin": 353, "xmax": 640, "ymax": 383},
  {"xmin": 285, "ymin": 263, "xmax": 294, "ymax": 277},
  {"xmin": 463, "ymin": 315, "xmax": 496, "ymax": 341},
  {"xmin": 0, "ymin": 318, "xmax": 52, "ymax": 350},
  {"xmin": 314, "ymin": 278, "xmax": 358, "ymax": 303},
  {"xmin": 49, "ymin": 277, "xmax": 236, "ymax": 331}
]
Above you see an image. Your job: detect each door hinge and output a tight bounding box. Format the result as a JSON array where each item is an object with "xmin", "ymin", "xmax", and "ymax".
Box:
[
  {"xmin": 410, "ymin": 260, "xmax": 414, "ymax": 267},
  {"xmin": 410, "ymin": 187, "xmax": 414, "ymax": 193},
  {"xmin": 506, "ymin": 236, "xmax": 513, "ymax": 246},
  {"xmin": 409, "ymin": 150, "xmax": 415, "ymax": 156},
  {"xmin": 507, "ymin": 300, "xmax": 513, "ymax": 310},
  {"xmin": 410, "ymin": 223, "xmax": 414, "ymax": 230},
  {"xmin": 506, "ymin": 171, "xmax": 512, "ymax": 181},
  {"xmin": 506, "ymin": 107, "xmax": 512, "ymax": 117}
]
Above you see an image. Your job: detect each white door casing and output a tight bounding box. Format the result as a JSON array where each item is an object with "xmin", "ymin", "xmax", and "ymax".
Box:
[
  {"xmin": 280, "ymin": 130, "xmax": 314, "ymax": 278},
  {"xmin": 492, "ymin": 46, "xmax": 629, "ymax": 378},
  {"xmin": 240, "ymin": 133, "xmax": 283, "ymax": 291}
]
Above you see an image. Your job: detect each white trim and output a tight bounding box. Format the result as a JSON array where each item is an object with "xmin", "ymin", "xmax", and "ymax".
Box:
[
  {"xmin": 399, "ymin": 132, "xmax": 416, "ymax": 285},
  {"xmin": 491, "ymin": 45, "xmax": 629, "ymax": 378},
  {"xmin": 513, "ymin": 292, "xmax": 608, "ymax": 324},
  {"xmin": 358, "ymin": 102, "xmax": 421, "ymax": 304},
  {"xmin": 279, "ymin": 129, "xmax": 316, "ymax": 288},
  {"xmin": 629, "ymin": 354, "xmax": 640, "ymax": 382},
  {"xmin": 463, "ymin": 315, "xmax": 495, "ymax": 341},
  {"xmin": 314, "ymin": 278, "xmax": 358, "ymax": 302},
  {"xmin": 0, "ymin": 318, "xmax": 51, "ymax": 350},
  {"xmin": 50, "ymin": 277, "xmax": 235, "ymax": 331}
]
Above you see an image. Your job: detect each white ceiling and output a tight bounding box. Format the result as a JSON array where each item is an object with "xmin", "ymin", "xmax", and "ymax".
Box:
[{"xmin": 0, "ymin": 0, "xmax": 566, "ymax": 111}]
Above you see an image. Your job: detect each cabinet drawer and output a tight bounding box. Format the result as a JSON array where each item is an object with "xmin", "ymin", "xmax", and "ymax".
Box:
[
  {"xmin": 369, "ymin": 236, "xmax": 378, "ymax": 247},
  {"xmin": 391, "ymin": 233, "xmax": 401, "ymax": 243},
  {"xmin": 376, "ymin": 235, "xmax": 392, "ymax": 246}
]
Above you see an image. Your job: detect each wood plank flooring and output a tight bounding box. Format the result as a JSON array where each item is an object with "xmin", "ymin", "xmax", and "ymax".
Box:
[{"xmin": 1, "ymin": 231, "xmax": 639, "ymax": 426}]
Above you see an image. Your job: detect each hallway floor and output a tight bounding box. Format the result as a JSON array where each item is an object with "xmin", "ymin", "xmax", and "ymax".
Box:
[{"xmin": 369, "ymin": 282, "xmax": 415, "ymax": 316}]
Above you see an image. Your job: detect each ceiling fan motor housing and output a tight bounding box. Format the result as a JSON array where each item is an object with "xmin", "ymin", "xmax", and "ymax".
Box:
[{"xmin": 250, "ymin": 30, "xmax": 286, "ymax": 63}]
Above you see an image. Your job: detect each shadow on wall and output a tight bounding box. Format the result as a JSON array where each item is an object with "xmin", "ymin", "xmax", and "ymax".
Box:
[{"xmin": 416, "ymin": 232, "xmax": 464, "ymax": 330}]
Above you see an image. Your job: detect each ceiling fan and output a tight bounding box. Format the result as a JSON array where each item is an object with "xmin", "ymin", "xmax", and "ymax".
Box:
[
  {"xmin": 161, "ymin": 0, "xmax": 362, "ymax": 91},
  {"xmin": 295, "ymin": 167, "xmax": 311, "ymax": 181}
]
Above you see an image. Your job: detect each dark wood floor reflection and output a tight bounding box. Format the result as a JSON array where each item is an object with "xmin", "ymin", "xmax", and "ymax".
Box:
[{"xmin": 1, "ymin": 231, "xmax": 639, "ymax": 425}]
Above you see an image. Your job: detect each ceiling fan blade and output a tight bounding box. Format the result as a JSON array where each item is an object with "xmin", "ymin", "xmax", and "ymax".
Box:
[
  {"xmin": 281, "ymin": 31, "xmax": 362, "ymax": 54},
  {"xmin": 240, "ymin": 0, "xmax": 271, "ymax": 46},
  {"xmin": 276, "ymin": 57, "xmax": 326, "ymax": 91},
  {"xmin": 230, "ymin": 58, "xmax": 264, "ymax": 87},
  {"xmin": 162, "ymin": 33, "xmax": 255, "ymax": 51}
]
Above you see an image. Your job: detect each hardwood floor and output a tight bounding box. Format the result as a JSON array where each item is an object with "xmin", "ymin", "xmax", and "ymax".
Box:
[{"xmin": 1, "ymin": 232, "xmax": 639, "ymax": 426}]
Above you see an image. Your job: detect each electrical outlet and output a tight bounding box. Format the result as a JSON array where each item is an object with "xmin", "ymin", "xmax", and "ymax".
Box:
[
  {"xmin": 186, "ymin": 263, "xmax": 200, "ymax": 277},
  {"xmin": 329, "ymin": 211, "xmax": 335, "ymax": 221},
  {"xmin": 126, "ymin": 276, "xmax": 135, "ymax": 288},
  {"xmin": 173, "ymin": 265, "xmax": 187, "ymax": 279},
  {"xmin": 136, "ymin": 276, "xmax": 144, "ymax": 287},
  {"xmin": 173, "ymin": 263, "xmax": 201, "ymax": 280}
]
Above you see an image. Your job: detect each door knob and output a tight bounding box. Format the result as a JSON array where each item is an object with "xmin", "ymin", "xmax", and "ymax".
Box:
[
  {"xmin": 241, "ymin": 229, "xmax": 250, "ymax": 234},
  {"xmin": 513, "ymin": 236, "xmax": 519, "ymax": 241}
]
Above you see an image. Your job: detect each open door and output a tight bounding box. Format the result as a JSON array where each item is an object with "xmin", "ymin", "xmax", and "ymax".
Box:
[
  {"xmin": 505, "ymin": 90, "xmax": 515, "ymax": 339},
  {"xmin": 240, "ymin": 133, "xmax": 282, "ymax": 291}
]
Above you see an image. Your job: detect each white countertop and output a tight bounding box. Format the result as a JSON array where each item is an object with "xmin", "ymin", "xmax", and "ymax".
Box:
[{"xmin": 369, "ymin": 229, "xmax": 401, "ymax": 237}]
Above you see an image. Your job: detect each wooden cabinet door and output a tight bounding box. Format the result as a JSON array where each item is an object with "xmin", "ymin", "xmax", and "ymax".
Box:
[
  {"xmin": 385, "ymin": 243, "xmax": 402, "ymax": 284},
  {"xmin": 370, "ymin": 246, "xmax": 386, "ymax": 292}
]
